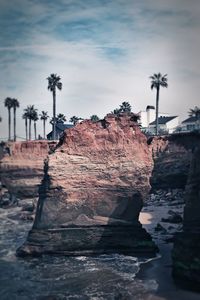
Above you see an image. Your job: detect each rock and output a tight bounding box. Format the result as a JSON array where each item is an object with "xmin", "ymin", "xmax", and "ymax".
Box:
[
  {"xmin": 172, "ymin": 146, "xmax": 200, "ymax": 288},
  {"xmin": 155, "ymin": 223, "xmax": 167, "ymax": 233},
  {"xmin": 0, "ymin": 189, "xmax": 18, "ymax": 208},
  {"xmin": 17, "ymin": 113, "xmax": 157, "ymax": 256},
  {"xmin": 149, "ymin": 133, "xmax": 200, "ymax": 190},
  {"xmin": 161, "ymin": 210, "xmax": 183, "ymax": 224},
  {"xmin": 21, "ymin": 202, "xmax": 35, "ymax": 212},
  {"xmin": 166, "ymin": 192, "xmax": 172, "ymax": 197},
  {"xmin": 0, "ymin": 140, "xmax": 56, "ymax": 198},
  {"xmin": 0, "ymin": 195, "xmax": 10, "ymax": 207}
]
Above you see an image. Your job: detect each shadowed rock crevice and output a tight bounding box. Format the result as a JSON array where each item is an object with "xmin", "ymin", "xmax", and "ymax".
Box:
[
  {"xmin": 172, "ymin": 146, "xmax": 200, "ymax": 290},
  {"xmin": 149, "ymin": 133, "xmax": 200, "ymax": 190}
]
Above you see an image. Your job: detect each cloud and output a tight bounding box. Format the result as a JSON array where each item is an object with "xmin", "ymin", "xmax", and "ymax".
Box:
[{"xmin": 0, "ymin": 0, "xmax": 200, "ymax": 139}]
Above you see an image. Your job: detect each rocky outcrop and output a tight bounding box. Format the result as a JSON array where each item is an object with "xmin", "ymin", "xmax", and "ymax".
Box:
[
  {"xmin": 149, "ymin": 133, "xmax": 200, "ymax": 190},
  {"xmin": 0, "ymin": 141, "xmax": 56, "ymax": 198},
  {"xmin": 17, "ymin": 113, "xmax": 157, "ymax": 256},
  {"xmin": 172, "ymin": 146, "xmax": 200, "ymax": 289}
]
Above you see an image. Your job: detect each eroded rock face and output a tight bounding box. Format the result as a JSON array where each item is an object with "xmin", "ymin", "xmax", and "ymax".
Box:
[
  {"xmin": 172, "ymin": 146, "xmax": 200, "ymax": 289},
  {"xmin": 17, "ymin": 113, "xmax": 157, "ymax": 256},
  {"xmin": 0, "ymin": 141, "xmax": 56, "ymax": 198},
  {"xmin": 149, "ymin": 133, "xmax": 200, "ymax": 190}
]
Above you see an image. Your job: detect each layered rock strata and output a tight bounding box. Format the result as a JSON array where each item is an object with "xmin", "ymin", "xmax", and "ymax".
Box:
[
  {"xmin": 172, "ymin": 146, "xmax": 200, "ymax": 289},
  {"xmin": 17, "ymin": 113, "xmax": 157, "ymax": 256},
  {"xmin": 149, "ymin": 133, "xmax": 200, "ymax": 190},
  {"xmin": 0, "ymin": 141, "xmax": 56, "ymax": 198}
]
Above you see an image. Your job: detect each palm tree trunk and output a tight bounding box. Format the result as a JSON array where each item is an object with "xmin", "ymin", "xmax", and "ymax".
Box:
[
  {"xmin": 155, "ymin": 86, "xmax": 160, "ymax": 135},
  {"xmin": 53, "ymin": 89, "xmax": 56, "ymax": 140},
  {"xmin": 14, "ymin": 107, "xmax": 16, "ymax": 142},
  {"xmin": 8, "ymin": 108, "xmax": 11, "ymax": 141},
  {"xmin": 25, "ymin": 118, "xmax": 28, "ymax": 141},
  {"xmin": 29, "ymin": 119, "xmax": 31, "ymax": 140},
  {"xmin": 43, "ymin": 120, "xmax": 46, "ymax": 139},
  {"xmin": 34, "ymin": 122, "xmax": 37, "ymax": 140}
]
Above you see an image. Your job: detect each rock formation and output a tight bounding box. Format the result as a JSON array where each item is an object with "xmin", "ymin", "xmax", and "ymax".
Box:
[
  {"xmin": 149, "ymin": 133, "xmax": 200, "ymax": 190},
  {"xmin": 17, "ymin": 113, "xmax": 157, "ymax": 256},
  {"xmin": 0, "ymin": 141, "xmax": 56, "ymax": 198},
  {"xmin": 172, "ymin": 146, "xmax": 200, "ymax": 289}
]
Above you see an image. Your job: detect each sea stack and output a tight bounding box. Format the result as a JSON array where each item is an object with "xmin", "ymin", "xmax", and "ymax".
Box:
[{"xmin": 17, "ymin": 113, "xmax": 157, "ymax": 256}]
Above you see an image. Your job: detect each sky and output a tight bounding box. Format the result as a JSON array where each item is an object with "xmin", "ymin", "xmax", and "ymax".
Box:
[{"xmin": 0, "ymin": 0, "xmax": 200, "ymax": 140}]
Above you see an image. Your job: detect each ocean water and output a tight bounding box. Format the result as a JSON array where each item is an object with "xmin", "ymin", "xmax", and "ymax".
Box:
[{"xmin": 0, "ymin": 207, "xmax": 159, "ymax": 300}]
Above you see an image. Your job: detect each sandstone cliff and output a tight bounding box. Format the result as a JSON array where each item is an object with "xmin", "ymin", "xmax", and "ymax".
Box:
[
  {"xmin": 149, "ymin": 133, "xmax": 200, "ymax": 190},
  {"xmin": 0, "ymin": 141, "xmax": 56, "ymax": 198},
  {"xmin": 172, "ymin": 146, "xmax": 200, "ymax": 289},
  {"xmin": 17, "ymin": 113, "xmax": 157, "ymax": 256}
]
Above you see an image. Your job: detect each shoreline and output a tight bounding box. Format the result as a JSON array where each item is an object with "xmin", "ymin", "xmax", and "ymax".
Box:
[{"xmin": 137, "ymin": 211, "xmax": 200, "ymax": 299}]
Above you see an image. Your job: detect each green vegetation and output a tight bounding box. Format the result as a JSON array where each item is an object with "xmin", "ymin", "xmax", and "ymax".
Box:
[
  {"xmin": 112, "ymin": 101, "xmax": 132, "ymax": 115},
  {"xmin": 70, "ymin": 116, "xmax": 83, "ymax": 125},
  {"xmin": 4, "ymin": 97, "xmax": 20, "ymax": 141},
  {"xmin": 47, "ymin": 74, "xmax": 62, "ymax": 140},
  {"xmin": 32, "ymin": 109, "xmax": 39, "ymax": 140},
  {"xmin": 90, "ymin": 115, "xmax": 100, "ymax": 122},
  {"xmin": 23, "ymin": 105, "xmax": 37, "ymax": 140},
  {"xmin": 12, "ymin": 98, "xmax": 20, "ymax": 142},
  {"xmin": 40, "ymin": 111, "xmax": 49, "ymax": 139},
  {"xmin": 189, "ymin": 106, "xmax": 200, "ymax": 118},
  {"xmin": 150, "ymin": 73, "xmax": 168, "ymax": 136},
  {"xmin": 4, "ymin": 97, "xmax": 13, "ymax": 141}
]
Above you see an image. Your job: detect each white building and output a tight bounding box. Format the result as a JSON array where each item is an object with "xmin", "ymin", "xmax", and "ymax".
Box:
[
  {"xmin": 139, "ymin": 106, "xmax": 178, "ymax": 134},
  {"xmin": 178, "ymin": 116, "xmax": 200, "ymax": 132},
  {"xmin": 148, "ymin": 116, "xmax": 179, "ymax": 134},
  {"xmin": 139, "ymin": 105, "xmax": 156, "ymax": 128}
]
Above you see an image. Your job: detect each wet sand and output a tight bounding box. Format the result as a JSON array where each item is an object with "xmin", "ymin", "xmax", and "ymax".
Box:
[{"xmin": 137, "ymin": 210, "xmax": 200, "ymax": 300}]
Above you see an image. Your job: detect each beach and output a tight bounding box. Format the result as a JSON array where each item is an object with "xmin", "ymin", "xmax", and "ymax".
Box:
[{"xmin": 138, "ymin": 199, "xmax": 200, "ymax": 300}]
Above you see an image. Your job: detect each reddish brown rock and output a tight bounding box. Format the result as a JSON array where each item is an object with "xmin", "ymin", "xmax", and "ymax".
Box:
[
  {"xmin": 17, "ymin": 113, "xmax": 157, "ymax": 256},
  {"xmin": 149, "ymin": 133, "xmax": 200, "ymax": 190},
  {"xmin": 0, "ymin": 141, "xmax": 56, "ymax": 198}
]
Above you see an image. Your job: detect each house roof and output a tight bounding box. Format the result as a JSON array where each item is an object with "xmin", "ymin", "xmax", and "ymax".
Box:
[
  {"xmin": 146, "ymin": 105, "xmax": 155, "ymax": 110},
  {"xmin": 182, "ymin": 116, "xmax": 198, "ymax": 124},
  {"xmin": 47, "ymin": 123, "xmax": 74, "ymax": 138},
  {"xmin": 149, "ymin": 116, "xmax": 177, "ymax": 125},
  {"xmin": 56, "ymin": 123, "xmax": 74, "ymax": 130}
]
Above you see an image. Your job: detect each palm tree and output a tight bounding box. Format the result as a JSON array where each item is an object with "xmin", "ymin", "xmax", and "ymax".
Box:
[
  {"xmin": 119, "ymin": 101, "xmax": 132, "ymax": 112},
  {"xmin": 12, "ymin": 98, "xmax": 20, "ymax": 141},
  {"xmin": 56, "ymin": 113, "xmax": 66, "ymax": 124},
  {"xmin": 70, "ymin": 116, "xmax": 83, "ymax": 125},
  {"xmin": 4, "ymin": 97, "xmax": 13, "ymax": 141},
  {"xmin": 112, "ymin": 101, "xmax": 132, "ymax": 115},
  {"xmin": 111, "ymin": 108, "xmax": 121, "ymax": 115},
  {"xmin": 40, "ymin": 111, "xmax": 49, "ymax": 139},
  {"xmin": 22, "ymin": 111, "xmax": 28, "ymax": 141},
  {"xmin": 24, "ymin": 105, "xmax": 35, "ymax": 140},
  {"xmin": 90, "ymin": 115, "xmax": 100, "ymax": 122},
  {"xmin": 47, "ymin": 74, "xmax": 62, "ymax": 140},
  {"xmin": 188, "ymin": 106, "xmax": 200, "ymax": 130},
  {"xmin": 188, "ymin": 106, "xmax": 200, "ymax": 118},
  {"xmin": 150, "ymin": 73, "xmax": 168, "ymax": 135},
  {"xmin": 50, "ymin": 113, "xmax": 66, "ymax": 125},
  {"xmin": 32, "ymin": 109, "xmax": 38, "ymax": 140}
]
